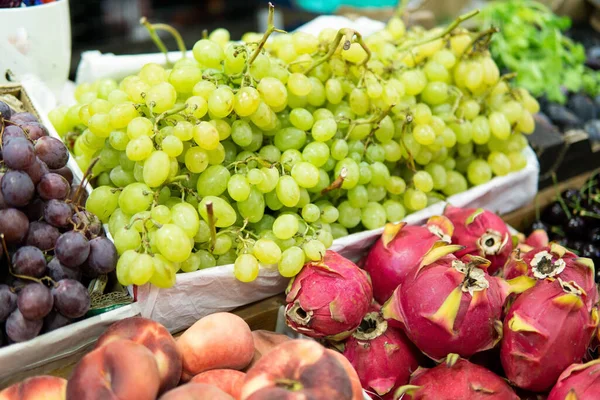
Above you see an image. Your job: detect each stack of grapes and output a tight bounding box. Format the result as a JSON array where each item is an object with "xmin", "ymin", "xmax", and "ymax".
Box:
[
  {"xmin": 47, "ymin": 9, "xmax": 537, "ymax": 286},
  {"xmin": 0, "ymin": 102, "xmax": 118, "ymax": 347}
]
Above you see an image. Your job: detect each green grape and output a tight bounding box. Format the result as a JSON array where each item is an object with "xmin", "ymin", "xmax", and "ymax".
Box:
[
  {"xmin": 193, "ymin": 121, "xmax": 220, "ymax": 150},
  {"xmin": 325, "ymin": 78, "xmax": 344, "ymax": 104},
  {"xmin": 197, "ymin": 249, "xmax": 217, "ymax": 269},
  {"xmin": 192, "ymin": 80, "xmax": 216, "ymax": 99},
  {"xmin": 489, "ymin": 112, "xmax": 511, "ymax": 140},
  {"xmin": 108, "ymin": 208, "xmax": 131, "ymax": 236},
  {"xmin": 258, "ymin": 77, "xmax": 288, "ymax": 110},
  {"xmin": 338, "ymin": 201, "xmax": 361, "ymax": 228},
  {"xmin": 265, "ymin": 190, "xmax": 283, "ymax": 211},
  {"xmin": 258, "ymin": 145, "xmax": 281, "ymax": 163},
  {"xmin": 171, "ymin": 121, "xmax": 192, "ymax": 142},
  {"xmin": 151, "ymin": 205, "xmax": 171, "ymax": 224},
  {"xmin": 289, "ymin": 108, "xmax": 314, "ymax": 131},
  {"xmin": 369, "ymin": 162, "xmax": 390, "ymax": 187},
  {"xmin": 228, "ymin": 174, "xmax": 251, "ymax": 201},
  {"xmin": 253, "ymin": 239, "xmax": 282, "ymax": 264},
  {"xmin": 383, "ymin": 199, "xmax": 406, "ymax": 222},
  {"xmin": 303, "ymin": 239, "xmax": 326, "ymax": 261},
  {"xmin": 516, "ymin": 110, "xmax": 534, "ymax": 134},
  {"xmin": 386, "ymin": 176, "xmax": 406, "ymax": 195},
  {"xmin": 126, "ymin": 136, "xmax": 153, "ymax": 161},
  {"xmin": 197, "ymin": 165, "xmax": 230, "ymax": 196},
  {"xmin": 316, "ymin": 229, "xmax": 334, "ymax": 248},
  {"xmin": 311, "ymin": 118, "xmax": 337, "ymax": 142},
  {"xmin": 87, "ymin": 113, "xmax": 112, "ymax": 138},
  {"xmin": 114, "ymin": 227, "xmax": 142, "ymax": 255},
  {"xmin": 169, "ymin": 66, "xmax": 202, "ymax": 94},
  {"xmin": 367, "ymin": 184, "xmax": 387, "ymax": 202},
  {"xmin": 271, "ymin": 214, "xmax": 299, "ymax": 240},
  {"xmin": 508, "ymin": 151, "xmax": 527, "ymax": 171},
  {"xmin": 421, "ymin": 82, "xmax": 449, "ymax": 105},
  {"xmin": 361, "ymin": 202, "xmax": 387, "ymax": 230},
  {"xmin": 278, "ymin": 246, "xmax": 305, "ymax": 277},
  {"xmin": 171, "ymin": 202, "xmax": 200, "ymax": 238},
  {"xmin": 139, "ymin": 63, "xmax": 167, "ymax": 85},
  {"xmin": 209, "ymin": 119, "xmax": 231, "ymax": 141},
  {"xmin": 256, "ymin": 167, "xmax": 279, "ymax": 193},
  {"xmin": 334, "ymin": 158, "xmax": 360, "ymax": 189},
  {"xmin": 184, "ymin": 146, "xmax": 209, "ymax": 173},
  {"xmin": 316, "ymin": 204, "xmax": 336, "ymax": 224},
  {"xmin": 330, "ymin": 139, "xmax": 349, "ymax": 161},
  {"xmin": 467, "ymin": 159, "xmax": 493, "ymax": 185},
  {"xmin": 301, "ymin": 204, "xmax": 321, "ymax": 223},
  {"xmin": 443, "ymin": 171, "xmax": 468, "ymax": 196},
  {"xmin": 413, "ymin": 171, "xmax": 434, "ymax": 192},
  {"xmin": 330, "ymin": 223, "xmax": 349, "ymax": 239},
  {"xmin": 346, "ymin": 185, "xmax": 367, "ymax": 208},
  {"xmin": 109, "ymin": 130, "xmax": 129, "ymax": 151},
  {"xmin": 150, "ymin": 254, "xmax": 176, "ymax": 288},
  {"xmin": 342, "ymin": 42, "xmax": 368, "ymax": 64},
  {"xmin": 193, "ymin": 39, "xmax": 224, "ymax": 68},
  {"xmin": 274, "ymin": 127, "xmax": 306, "ymax": 151},
  {"xmin": 276, "ymin": 176, "xmax": 300, "ymax": 207},
  {"xmin": 155, "ymin": 223, "xmax": 192, "ymax": 263},
  {"xmin": 307, "ymin": 77, "xmax": 326, "ymax": 107},
  {"xmin": 142, "ymin": 151, "xmax": 170, "ymax": 188},
  {"xmin": 383, "ymin": 140, "xmax": 402, "ymax": 162},
  {"xmin": 488, "ymin": 151, "xmax": 511, "ymax": 176},
  {"xmin": 89, "ymin": 99, "xmax": 112, "ymax": 115},
  {"xmin": 472, "ymin": 116, "xmax": 491, "ymax": 145},
  {"xmin": 302, "ymin": 141, "xmax": 329, "ymax": 167},
  {"xmin": 96, "ymin": 172, "xmax": 112, "ymax": 187},
  {"xmin": 424, "ymin": 163, "xmax": 447, "ymax": 190},
  {"xmin": 161, "ymin": 135, "xmax": 183, "ymax": 157},
  {"xmin": 280, "ymin": 148, "xmax": 302, "ymax": 169},
  {"xmin": 185, "ymin": 96, "xmax": 208, "ymax": 119},
  {"xmin": 413, "ymin": 124, "xmax": 435, "ymax": 146},
  {"xmin": 194, "ymin": 220, "xmax": 210, "ymax": 243},
  {"xmin": 129, "ymin": 253, "xmax": 154, "ymax": 285},
  {"xmin": 116, "ymin": 250, "xmax": 137, "ymax": 286},
  {"xmin": 291, "ymin": 161, "xmax": 319, "ymax": 188},
  {"xmin": 180, "ymin": 252, "xmax": 202, "ymax": 273},
  {"xmin": 234, "ymin": 254, "xmax": 259, "ymax": 282},
  {"xmin": 213, "ymin": 234, "xmax": 232, "ymax": 255},
  {"xmin": 109, "ymin": 102, "xmax": 138, "ymax": 129},
  {"xmin": 108, "ymin": 89, "xmax": 129, "ymax": 105},
  {"xmin": 146, "ymin": 82, "xmax": 177, "ymax": 113},
  {"xmin": 366, "ymin": 144, "xmax": 385, "ymax": 163},
  {"xmin": 118, "ymin": 183, "xmax": 153, "ymax": 215},
  {"xmin": 404, "ymin": 188, "xmax": 428, "ymax": 210},
  {"xmin": 231, "ymin": 120, "xmax": 253, "ymax": 147},
  {"xmin": 424, "ymin": 60, "xmax": 450, "ymax": 82},
  {"xmin": 501, "ymin": 100, "xmax": 523, "ymax": 124},
  {"xmin": 451, "ymin": 121, "xmax": 473, "ymax": 144},
  {"xmin": 349, "ymin": 88, "xmax": 370, "ymax": 116},
  {"xmin": 243, "ymin": 127, "xmax": 263, "ymax": 152},
  {"xmin": 237, "ymin": 187, "xmax": 265, "ymax": 223},
  {"xmin": 110, "ymin": 166, "xmax": 136, "ymax": 187},
  {"xmin": 287, "ymin": 73, "xmax": 312, "ymax": 96},
  {"xmin": 198, "ymin": 196, "xmax": 237, "ymax": 227},
  {"xmin": 86, "ymin": 185, "xmax": 120, "ymax": 222},
  {"xmin": 208, "ymin": 86, "xmax": 234, "ymax": 119},
  {"xmin": 233, "ymin": 87, "xmax": 260, "ymax": 117},
  {"xmin": 457, "ymin": 142, "xmax": 474, "ymax": 158},
  {"xmin": 250, "ymin": 101, "xmax": 277, "ymax": 130},
  {"xmin": 402, "ymin": 70, "xmax": 427, "ymax": 96}
]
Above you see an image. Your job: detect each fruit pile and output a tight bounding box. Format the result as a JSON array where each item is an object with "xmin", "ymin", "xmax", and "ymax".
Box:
[
  {"xmin": 284, "ymin": 206, "xmax": 600, "ymax": 398},
  {"xmin": 0, "ymin": 314, "xmax": 363, "ymax": 400},
  {"xmin": 0, "ymin": 100, "xmax": 118, "ymax": 347},
  {"xmin": 530, "ymin": 172, "xmax": 600, "ymax": 276},
  {"xmin": 48, "ymin": 8, "xmax": 535, "ymax": 288}
]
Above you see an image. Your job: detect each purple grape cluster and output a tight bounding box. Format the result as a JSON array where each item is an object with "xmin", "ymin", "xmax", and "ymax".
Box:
[{"xmin": 0, "ymin": 101, "xmax": 117, "ymax": 346}]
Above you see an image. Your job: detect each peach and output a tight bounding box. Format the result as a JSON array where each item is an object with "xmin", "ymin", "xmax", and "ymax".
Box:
[
  {"xmin": 241, "ymin": 339, "xmax": 355, "ymax": 400},
  {"xmin": 96, "ymin": 317, "xmax": 182, "ymax": 393},
  {"xmin": 0, "ymin": 376, "xmax": 66, "ymax": 400},
  {"xmin": 248, "ymin": 330, "xmax": 291, "ymax": 368},
  {"xmin": 327, "ymin": 349, "xmax": 363, "ymax": 400},
  {"xmin": 191, "ymin": 369, "xmax": 245, "ymax": 399},
  {"xmin": 66, "ymin": 339, "xmax": 160, "ymax": 400},
  {"xmin": 159, "ymin": 383, "xmax": 234, "ymax": 400},
  {"xmin": 177, "ymin": 312, "xmax": 254, "ymax": 380}
]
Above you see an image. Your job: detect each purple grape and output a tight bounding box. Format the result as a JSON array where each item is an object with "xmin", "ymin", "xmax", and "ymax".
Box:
[
  {"xmin": 6, "ymin": 309, "xmax": 43, "ymax": 342},
  {"xmin": 22, "ymin": 198, "xmax": 45, "ymax": 221},
  {"xmin": 2, "ymin": 125, "xmax": 25, "ymax": 145},
  {"xmin": 34, "ymin": 136, "xmax": 68, "ymax": 169},
  {"xmin": 0, "ymin": 208, "xmax": 29, "ymax": 244},
  {"xmin": 10, "ymin": 112, "xmax": 37, "ymax": 124},
  {"xmin": 0, "ymin": 101, "xmax": 12, "ymax": 119},
  {"xmin": 25, "ymin": 221, "xmax": 60, "ymax": 251},
  {"xmin": 12, "ymin": 246, "xmax": 46, "ymax": 277},
  {"xmin": 69, "ymin": 184, "xmax": 88, "ymax": 207},
  {"xmin": 72, "ymin": 210, "xmax": 102, "ymax": 238},
  {"xmin": 87, "ymin": 237, "xmax": 118, "ymax": 274},
  {"xmin": 37, "ymin": 173, "xmax": 70, "ymax": 201},
  {"xmin": 78, "ymin": 260, "xmax": 99, "ymax": 279},
  {"xmin": 24, "ymin": 157, "xmax": 49, "ymax": 185},
  {"xmin": 47, "ymin": 257, "xmax": 82, "ymax": 282},
  {"xmin": 17, "ymin": 283, "xmax": 53, "ymax": 320},
  {"xmin": 51, "ymin": 166, "xmax": 73, "ymax": 185},
  {"xmin": 0, "ymin": 284, "xmax": 17, "ymax": 322},
  {"xmin": 22, "ymin": 122, "xmax": 48, "ymax": 141},
  {"xmin": 43, "ymin": 311, "xmax": 71, "ymax": 333},
  {"xmin": 2, "ymin": 170, "xmax": 34, "ymax": 207},
  {"xmin": 2, "ymin": 137, "xmax": 35, "ymax": 170},
  {"xmin": 53, "ymin": 279, "xmax": 90, "ymax": 319},
  {"xmin": 0, "ymin": 174, "xmax": 6, "ymax": 210},
  {"xmin": 55, "ymin": 231, "xmax": 90, "ymax": 268},
  {"xmin": 43, "ymin": 199, "xmax": 72, "ymax": 228}
]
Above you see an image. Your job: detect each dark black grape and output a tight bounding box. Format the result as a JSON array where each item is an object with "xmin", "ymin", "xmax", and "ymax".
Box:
[
  {"xmin": 562, "ymin": 189, "xmax": 583, "ymax": 205},
  {"xmin": 24, "ymin": 157, "xmax": 49, "ymax": 185},
  {"xmin": 541, "ymin": 201, "xmax": 569, "ymax": 226},
  {"xmin": 1, "ymin": 170, "xmax": 34, "ymax": 207},
  {"xmin": 87, "ymin": 237, "xmax": 118, "ymax": 274},
  {"xmin": 34, "ymin": 136, "xmax": 68, "ymax": 169},
  {"xmin": 47, "ymin": 257, "xmax": 82, "ymax": 282},
  {"xmin": 25, "ymin": 221, "xmax": 60, "ymax": 251},
  {"xmin": 72, "ymin": 210, "xmax": 102, "ymax": 239},
  {"xmin": 22, "ymin": 198, "xmax": 45, "ymax": 221},
  {"xmin": 0, "ymin": 208, "xmax": 29, "ymax": 244},
  {"xmin": 51, "ymin": 166, "xmax": 73, "ymax": 185},
  {"xmin": 55, "ymin": 231, "xmax": 90, "ymax": 268},
  {"xmin": 37, "ymin": 173, "xmax": 70, "ymax": 201},
  {"xmin": 2, "ymin": 137, "xmax": 35, "ymax": 170},
  {"xmin": 530, "ymin": 220, "xmax": 549, "ymax": 233},
  {"xmin": 43, "ymin": 311, "xmax": 71, "ymax": 333},
  {"xmin": 0, "ymin": 101, "xmax": 12, "ymax": 119},
  {"xmin": 0, "ymin": 174, "xmax": 6, "ymax": 210},
  {"xmin": 21, "ymin": 122, "xmax": 48, "ymax": 141},
  {"xmin": 69, "ymin": 184, "xmax": 88, "ymax": 207},
  {"xmin": 5, "ymin": 309, "xmax": 42, "ymax": 342},
  {"xmin": 571, "ymin": 240, "xmax": 585, "ymax": 253},
  {"xmin": 10, "ymin": 112, "xmax": 37, "ymax": 124},
  {"xmin": 43, "ymin": 199, "xmax": 72, "ymax": 228},
  {"xmin": 0, "ymin": 284, "xmax": 17, "ymax": 322},
  {"xmin": 12, "ymin": 246, "xmax": 46, "ymax": 277},
  {"xmin": 52, "ymin": 279, "xmax": 90, "ymax": 319},
  {"xmin": 590, "ymin": 228, "xmax": 600, "ymax": 245},
  {"xmin": 17, "ymin": 283, "xmax": 53, "ymax": 320},
  {"xmin": 565, "ymin": 216, "xmax": 587, "ymax": 239},
  {"xmin": 2, "ymin": 125, "xmax": 26, "ymax": 145}
]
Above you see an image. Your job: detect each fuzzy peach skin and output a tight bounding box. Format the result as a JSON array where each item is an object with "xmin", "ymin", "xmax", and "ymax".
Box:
[
  {"xmin": 159, "ymin": 383, "xmax": 234, "ymax": 400},
  {"xmin": 0, "ymin": 376, "xmax": 66, "ymax": 400},
  {"xmin": 96, "ymin": 317, "xmax": 182, "ymax": 393},
  {"xmin": 177, "ymin": 313, "xmax": 254, "ymax": 380},
  {"xmin": 191, "ymin": 369, "xmax": 245, "ymax": 399},
  {"xmin": 240, "ymin": 339, "xmax": 355, "ymax": 400},
  {"xmin": 327, "ymin": 350, "xmax": 363, "ymax": 400},
  {"xmin": 248, "ymin": 330, "xmax": 291, "ymax": 368},
  {"xmin": 66, "ymin": 339, "xmax": 160, "ymax": 400}
]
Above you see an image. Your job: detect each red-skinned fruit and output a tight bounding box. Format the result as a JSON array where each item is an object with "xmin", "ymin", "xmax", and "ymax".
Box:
[
  {"xmin": 285, "ymin": 250, "xmax": 372, "ymax": 341},
  {"xmin": 395, "ymin": 354, "xmax": 518, "ymax": 400},
  {"xmin": 382, "ymin": 254, "xmax": 532, "ymax": 361},
  {"xmin": 342, "ymin": 308, "xmax": 420, "ymax": 399},
  {"xmin": 547, "ymin": 359, "xmax": 600, "ymax": 400},
  {"xmin": 500, "ymin": 278, "xmax": 599, "ymax": 392},
  {"xmin": 363, "ymin": 216, "xmax": 461, "ymax": 304},
  {"xmin": 443, "ymin": 206, "xmax": 512, "ymax": 275}
]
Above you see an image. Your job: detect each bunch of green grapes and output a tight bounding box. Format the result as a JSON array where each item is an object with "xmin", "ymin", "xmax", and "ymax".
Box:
[{"xmin": 48, "ymin": 8, "xmax": 536, "ymax": 287}]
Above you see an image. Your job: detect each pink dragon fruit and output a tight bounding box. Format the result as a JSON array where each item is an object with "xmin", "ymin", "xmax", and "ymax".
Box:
[
  {"xmin": 395, "ymin": 354, "xmax": 519, "ymax": 400},
  {"xmin": 382, "ymin": 254, "xmax": 529, "ymax": 361},
  {"xmin": 547, "ymin": 359, "xmax": 600, "ymax": 400},
  {"xmin": 500, "ymin": 278, "xmax": 599, "ymax": 392},
  {"xmin": 503, "ymin": 243, "xmax": 597, "ymax": 309},
  {"xmin": 363, "ymin": 216, "xmax": 463, "ymax": 304},
  {"xmin": 285, "ymin": 250, "xmax": 373, "ymax": 341},
  {"xmin": 443, "ymin": 205, "xmax": 513, "ymax": 275},
  {"xmin": 342, "ymin": 307, "xmax": 421, "ymax": 399}
]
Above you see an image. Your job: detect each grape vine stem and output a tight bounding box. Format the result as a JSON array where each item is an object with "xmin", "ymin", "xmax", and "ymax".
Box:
[
  {"xmin": 248, "ymin": 3, "xmax": 286, "ymax": 66},
  {"xmin": 305, "ymin": 28, "xmax": 371, "ymax": 74}
]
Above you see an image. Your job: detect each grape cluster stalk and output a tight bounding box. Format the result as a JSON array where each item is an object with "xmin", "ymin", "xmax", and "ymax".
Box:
[{"xmin": 48, "ymin": 6, "xmax": 538, "ymax": 286}]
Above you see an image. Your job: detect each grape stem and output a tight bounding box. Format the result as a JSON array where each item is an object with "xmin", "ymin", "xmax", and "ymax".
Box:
[
  {"xmin": 72, "ymin": 157, "xmax": 100, "ymax": 210},
  {"xmin": 321, "ymin": 167, "xmax": 347, "ymax": 195},
  {"xmin": 206, "ymin": 201, "xmax": 218, "ymax": 252},
  {"xmin": 248, "ymin": 3, "xmax": 286, "ymax": 66},
  {"xmin": 551, "ymin": 172, "xmax": 572, "ymax": 219},
  {"xmin": 2, "ymin": 234, "xmax": 58, "ymax": 287},
  {"xmin": 140, "ymin": 17, "xmax": 187, "ymax": 64},
  {"xmin": 153, "ymin": 103, "xmax": 188, "ymax": 135},
  {"xmin": 305, "ymin": 28, "xmax": 371, "ymax": 74},
  {"xmin": 461, "ymin": 27, "xmax": 499, "ymax": 59}
]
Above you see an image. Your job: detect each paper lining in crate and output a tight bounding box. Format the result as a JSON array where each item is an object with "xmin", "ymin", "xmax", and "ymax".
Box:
[{"xmin": 0, "ymin": 84, "xmax": 139, "ymax": 386}]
